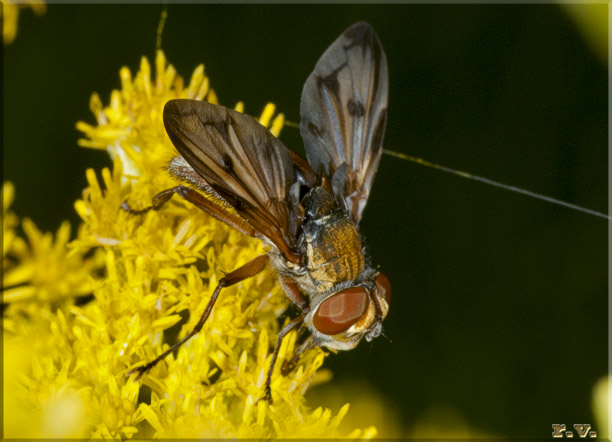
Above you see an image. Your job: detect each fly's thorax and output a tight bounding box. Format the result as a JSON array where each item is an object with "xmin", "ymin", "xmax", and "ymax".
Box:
[
  {"xmin": 304, "ymin": 216, "xmax": 365, "ymax": 291},
  {"xmin": 301, "ymin": 186, "xmax": 337, "ymax": 218},
  {"xmin": 299, "ymin": 187, "xmax": 366, "ymax": 293}
]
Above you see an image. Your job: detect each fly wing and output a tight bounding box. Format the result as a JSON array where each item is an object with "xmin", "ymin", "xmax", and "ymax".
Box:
[
  {"xmin": 300, "ymin": 21, "xmax": 388, "ymax": 223},
  {"xmin": 163, "ymin": 99, "xmax": 298, "ymax": 261}
]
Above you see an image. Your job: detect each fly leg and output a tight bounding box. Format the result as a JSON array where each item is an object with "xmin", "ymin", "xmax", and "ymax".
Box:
[
  {"xmin": 264, "ymin": 277, "xmax": 309, "ymax": 402},
  {"xmin": 264, "ymin": 311, "xmax": 307, "ymax": 402},
  {"xmin": 129, "ymin": 254, "xmax": 269, "ymax": 379},
  {"xmin": 281, "ymin": 334, "xmax": 315, "ymax": 376},
  {"xmin": 121, "ymin": 188, "xmax": 178, "ymax": 215},
  {"xmin": 121, "ymin": 185, "xmax": 257, "ymax": 238}
]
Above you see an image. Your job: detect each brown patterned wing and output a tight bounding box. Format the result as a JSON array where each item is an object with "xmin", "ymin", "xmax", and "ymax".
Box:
[
  {"xmin": 163, "ymin": 99, "xmax": 298, "ymax": 262},
  {"xmin": 300, "ymin": 22, "xmax": 389, "ymax": 224}
]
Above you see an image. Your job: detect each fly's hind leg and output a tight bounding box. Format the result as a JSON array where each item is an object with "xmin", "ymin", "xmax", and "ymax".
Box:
[
  {"xmin": 121, "ymin": 185, "xmax": 257, "ymax": 237},
  {"xmin": 129, "ymin": 254, "xmax": 269, "ymax": 379},
  {"xmin": 121, "ymin": 187, "xmax": 180, "ymax": 215}
]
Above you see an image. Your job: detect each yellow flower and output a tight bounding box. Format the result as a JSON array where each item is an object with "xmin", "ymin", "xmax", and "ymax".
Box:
[
  {"xmin": 3, "ymin": 50, "xmax": 378, "ymax": 439},
  {"xmin": 3, "ymin": 193, "xmax": 98, "ymax": 306},
  {"xmin": 2, "ymin": 0, "xmax": 46, "ymax": 44},
  {"xmin": 3, "ymin": 183, "xmax": 99, "ymax": 438}
]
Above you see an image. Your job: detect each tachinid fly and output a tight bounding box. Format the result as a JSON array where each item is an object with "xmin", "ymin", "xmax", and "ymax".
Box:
[{"xmin": 125, "ymin": 21, "xmax": 392, "ymax": 401}]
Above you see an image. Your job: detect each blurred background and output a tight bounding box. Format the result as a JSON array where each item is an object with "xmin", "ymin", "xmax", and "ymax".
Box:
[{"xmin": 4, "ymin": 4, "xmax": 607, "ymax": 438}]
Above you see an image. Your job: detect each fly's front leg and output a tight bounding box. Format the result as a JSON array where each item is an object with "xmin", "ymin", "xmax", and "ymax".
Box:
[
  {"xmin": 281, "ymin": 334, "xmax": 315, "ymax": 376},
  {"xmin": 129, "ymin": 254, "xmax": 269, "ymax": 379},
  {"xmin": 264, "ymin": 310, "xmax": 308, "ymax": 403},
  {"xmin": 264, "ymin": 277, "xmax": 309, "ymax": 402}
]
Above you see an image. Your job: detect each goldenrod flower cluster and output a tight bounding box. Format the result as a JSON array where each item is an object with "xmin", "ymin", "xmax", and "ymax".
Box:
[{"xmin": 3, "ymin": 50, "xmax": 377, "ymax": 439}]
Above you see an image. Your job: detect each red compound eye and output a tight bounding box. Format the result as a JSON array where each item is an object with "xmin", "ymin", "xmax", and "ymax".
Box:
[
  {"xmin": 375, "ymin": 272, "xmax": 392, "ymax": 304},
  {"xmin": 312, "ymin": 287, "xmax": 369, "ymax": 335}
]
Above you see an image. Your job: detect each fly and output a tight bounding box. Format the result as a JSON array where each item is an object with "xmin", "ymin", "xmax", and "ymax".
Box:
[{"xmin": 124, "ymin": 21, "xmax": 391, "ymax": 402}]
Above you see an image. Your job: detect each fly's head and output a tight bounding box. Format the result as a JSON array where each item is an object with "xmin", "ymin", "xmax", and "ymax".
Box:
[{"xmin": 304, "ymin": 268, "xmax": 392, "ymax": 351}]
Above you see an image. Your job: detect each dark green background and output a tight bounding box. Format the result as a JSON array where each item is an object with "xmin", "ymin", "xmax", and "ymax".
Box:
[{"xmin": 4, "ymin": 4, "xmax": 608, "ymax": 438}]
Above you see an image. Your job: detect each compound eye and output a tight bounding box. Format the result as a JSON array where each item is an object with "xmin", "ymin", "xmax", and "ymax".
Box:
[
  {"xmin": 375, "ymin": 272, "xmax": 392, "ymax": 304},
  {"xmin": 312, "ymin": 287, "xmax": 369, "ymax": 335}
]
